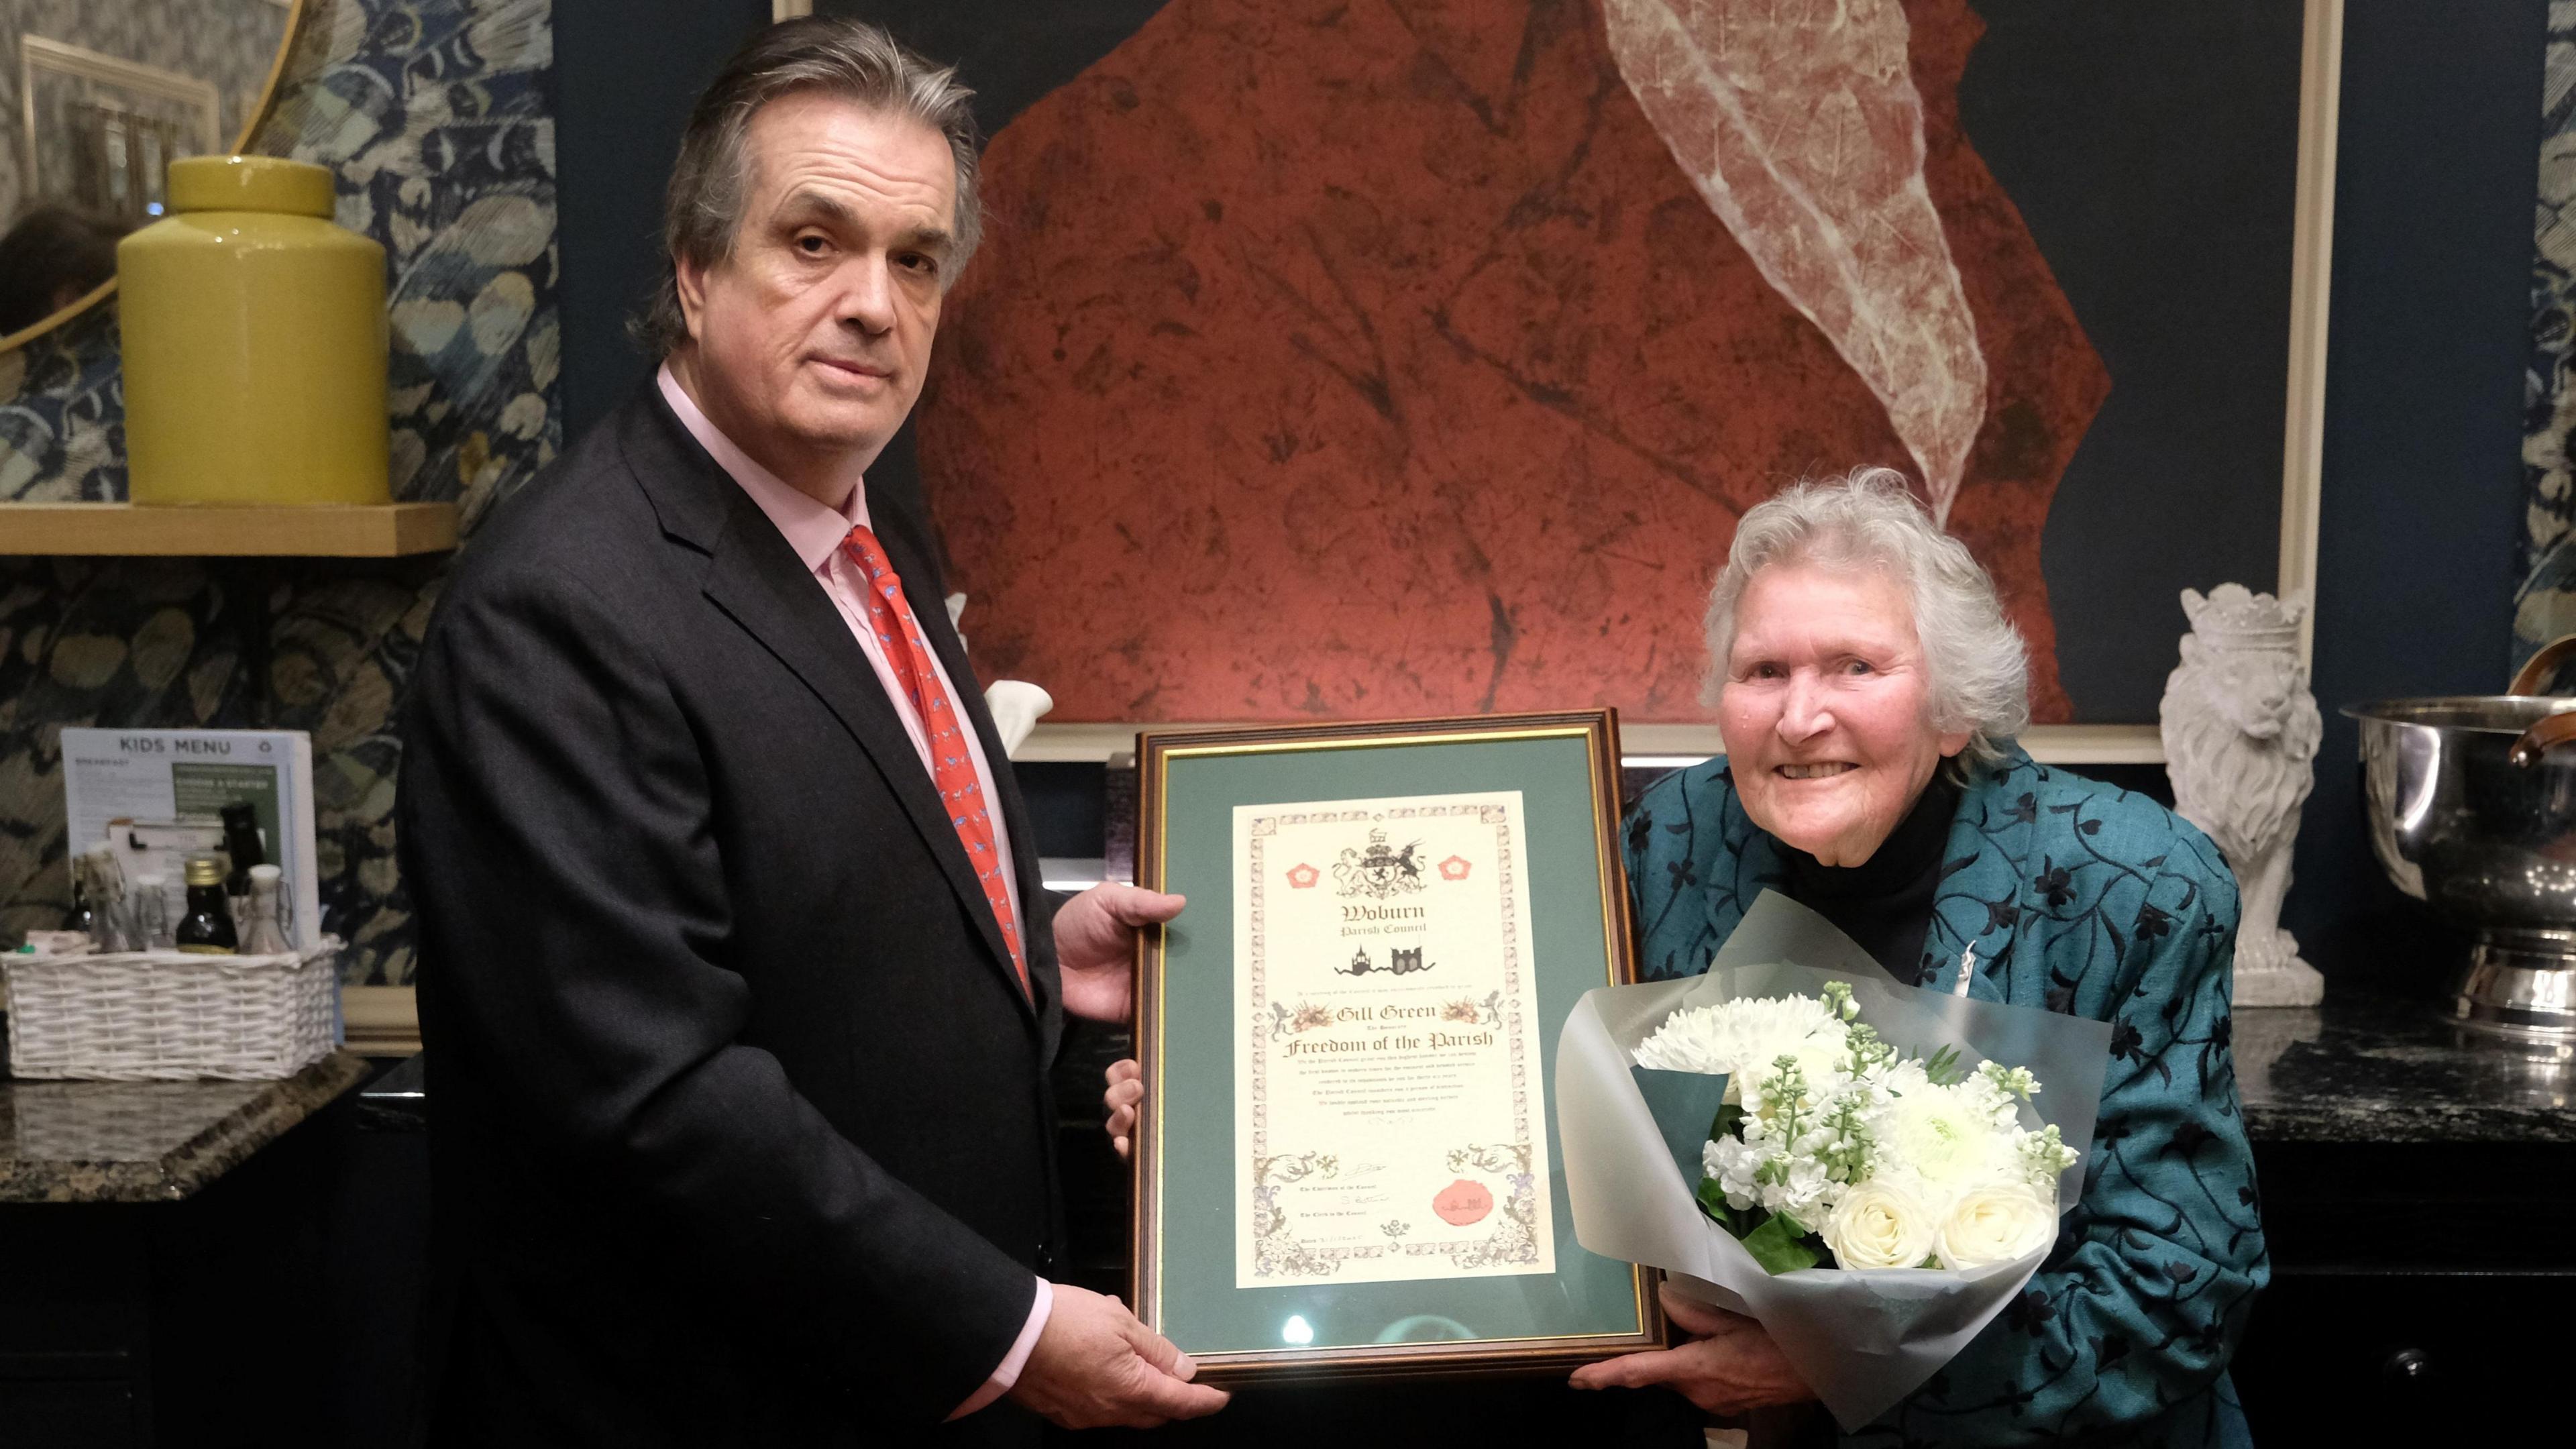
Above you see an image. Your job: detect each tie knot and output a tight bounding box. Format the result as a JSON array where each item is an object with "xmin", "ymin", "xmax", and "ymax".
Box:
[{"xmin": 841, "ymin": 523, "xmax": 890, "ymax": 569}]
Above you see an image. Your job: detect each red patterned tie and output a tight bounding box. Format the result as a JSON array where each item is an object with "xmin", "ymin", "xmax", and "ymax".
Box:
[{"xmin": 838, "ymin": 525, "xmax": 1028, "ymax": 996}]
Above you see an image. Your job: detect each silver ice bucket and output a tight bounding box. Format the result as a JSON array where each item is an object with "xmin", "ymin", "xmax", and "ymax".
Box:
[{"xmin": 2349, "ymin": 640, "xmax": 2576, "ymax": 1037}]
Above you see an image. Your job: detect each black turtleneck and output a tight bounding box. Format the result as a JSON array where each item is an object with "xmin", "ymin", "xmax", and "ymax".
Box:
[{"xmin": 1778, "ymin": 770, "xmax": 1962, "ymax": 985}]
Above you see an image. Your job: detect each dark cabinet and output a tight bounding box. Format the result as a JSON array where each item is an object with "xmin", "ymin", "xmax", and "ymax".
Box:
[
  {"xmin": 2231, "ymin": 1138, "xmax": 2573, "ymax": 1437},
  {"xmin": 0, "ymin": 1086, "xmax": 353, "ymax": 1447}
]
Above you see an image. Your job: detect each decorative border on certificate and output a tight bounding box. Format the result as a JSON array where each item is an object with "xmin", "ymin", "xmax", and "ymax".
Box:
[{"xmin": 1234, "ymin": 793, "xmax": 1555, "ymax": 1287}]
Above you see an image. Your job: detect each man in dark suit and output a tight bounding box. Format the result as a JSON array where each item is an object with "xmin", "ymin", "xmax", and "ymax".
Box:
[{"xmin": 396, "ymin": 17, "xmax": 1228, "ymax": 1445}]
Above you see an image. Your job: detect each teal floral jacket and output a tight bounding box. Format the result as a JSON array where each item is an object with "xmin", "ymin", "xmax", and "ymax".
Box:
[{"xmin": 1625, "ymin": 748, "xmax": 2267, "ymax": 1447}]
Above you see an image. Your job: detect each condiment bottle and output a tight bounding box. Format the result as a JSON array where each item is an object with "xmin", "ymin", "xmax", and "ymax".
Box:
[
  {"xmin": 82, "ymin": 846, "xmax": 133, "ymax": 953},
  {"xmin": 220, "ymin": 801, "xmax": 264, "ymax": 891},
  {"xmin": 174, "ymin": 853, "xmax": 239, "ymax": 955},
  {"xmin": 131, "ymin": 873, "xmax": 174, "ymax": 950},
  {"xmin": 241, "ymin": 864, "xmax": 291, "ymax": 956},
  {"xmin": 60, "ymin": 851, "xmax": 98, "ymax": 938},
  {"xmin": 219, "ymin": 801, "xmax": 265, "ymax": 932}
]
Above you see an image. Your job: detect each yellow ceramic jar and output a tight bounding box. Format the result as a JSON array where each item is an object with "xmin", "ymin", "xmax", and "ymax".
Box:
[{"xmin": 117, "ymin": 155, "xmax": 390, "ymax": 505}]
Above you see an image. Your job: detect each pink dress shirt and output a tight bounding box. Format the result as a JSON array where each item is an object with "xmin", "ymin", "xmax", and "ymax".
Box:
[{"xmin": 658, "ymin": 366, "xmax": 1051, "ymax": 1419}]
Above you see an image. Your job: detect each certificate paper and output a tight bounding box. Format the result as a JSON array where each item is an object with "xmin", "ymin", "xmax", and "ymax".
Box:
[{"xmin": 1233, "ymin": 791, "xmax": 1557, "ymax": 1287}]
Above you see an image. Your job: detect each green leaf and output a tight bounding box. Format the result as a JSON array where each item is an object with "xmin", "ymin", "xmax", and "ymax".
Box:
[
  {"xmin": 1695, "ymin": 1176, "xmax": 1737, "ymax": 1232},
  {"xmin": 1923, "ymin": 1044, "xmax": 1968, "ymax": 1087},
  {"xmin": 1709, "ymin": 1102, "xmax": 1746, "ymax": 1142},
  {"xmin": 1737, "ymin": 1210, "xmax": 1823, "ymax": 1275}
]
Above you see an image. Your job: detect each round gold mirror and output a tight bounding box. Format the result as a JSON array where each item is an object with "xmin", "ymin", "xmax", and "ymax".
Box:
[{"xmin": 0, "ymin": 0, "xmax": 312, "ymax": 352}]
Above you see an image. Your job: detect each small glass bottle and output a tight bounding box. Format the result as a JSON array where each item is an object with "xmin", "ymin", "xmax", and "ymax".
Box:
[
  {"xmin": 219, "ymin": 802, "xmax": 265, "ymax": 932},
  {"xmin": 60, "ymin": 851, "xmax": 99, "ymax": 939},
  {"xmin": 174, "ymin": 853, "xmax": 239, "ymax": 955},
  {"xmin": 241, "ymin": 864, "xmax": 291, "ymax": 955},
  {"xmin": 83, "ymin": 847, "xmax": 133, "ymax": 953},
  {"xmin": 130, "ymin": 873, "xmax": 174, "ymax": 950}
]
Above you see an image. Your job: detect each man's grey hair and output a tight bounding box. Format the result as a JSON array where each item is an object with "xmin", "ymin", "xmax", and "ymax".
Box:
[
  {"xmin": 1702, "ymin": 468, "xmax": 2031, "ymax": 773},
  {"xmin": 634, "ymin": 16, "xmax": 983, "ymax": 357}
]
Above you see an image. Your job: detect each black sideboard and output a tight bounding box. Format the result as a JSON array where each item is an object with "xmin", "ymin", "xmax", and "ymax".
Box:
[{"xmin": 0, "ymin": 1055, "xmax": 372, "ymax": 1446}]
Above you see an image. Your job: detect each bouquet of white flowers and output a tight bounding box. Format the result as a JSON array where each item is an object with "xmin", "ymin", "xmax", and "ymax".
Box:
[
  {"xmin": 1556, "ymin": 892, "xmax": 2112, "ymax": 1428},
  {"xmin": 1633, "ymin": 979, "xmax": 2080, "ymax": 1275}
]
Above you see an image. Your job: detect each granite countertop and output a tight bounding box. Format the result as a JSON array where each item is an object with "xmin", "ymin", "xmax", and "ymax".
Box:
[
  {"xmin": 294, "ymin": 987, "xmax": 2576, "ymax": 1163},
  {"xmin": 2237, "ymin": 986, "xmax": 2576, "ymax": 1144},
  {"xmin": 0, "ymin": 1052, "xmax": 372, "ymax": 1203}
]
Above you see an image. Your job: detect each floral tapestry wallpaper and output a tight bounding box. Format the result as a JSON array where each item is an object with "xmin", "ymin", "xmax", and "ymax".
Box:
[
  {"xmin": 0, "ymin": 0, "xmax": 559, "ymax": 984},
  {"xmin": 2520, "ymin": 1, "xmax": 2576, "ymax": 671}
]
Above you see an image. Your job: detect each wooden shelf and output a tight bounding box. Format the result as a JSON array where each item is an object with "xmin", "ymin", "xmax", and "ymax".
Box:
[
  {"xmin": 341, "ymin": 985, "xmax": 422, "ymax": 1057},
  {"xmin": 0, "ymin": 502, "xmax": 458, "ymax": 557}
]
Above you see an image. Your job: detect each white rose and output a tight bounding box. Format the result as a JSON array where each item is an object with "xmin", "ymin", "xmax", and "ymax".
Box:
[
  {"xmin": 1933, "ymin": 1184, "xmax": 2059, "ymax": 1270},
  {"xmin": 1821, "ymin": 1179, "xmax": 1936, "ymax": 1270}
]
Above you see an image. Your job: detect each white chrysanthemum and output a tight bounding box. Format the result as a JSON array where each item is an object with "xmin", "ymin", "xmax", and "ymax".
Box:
[
  {"xmin": 1867, "ymin": 1076, "xmax": 2020, "ymax": 1201},
  {"xmin": 1875, "ymin": 1057, "xmax": 1931, "ymax": 1096},
  {"xmin": 1634, "ymin": 994, "xmax": 1851, "ymax": 1107}
]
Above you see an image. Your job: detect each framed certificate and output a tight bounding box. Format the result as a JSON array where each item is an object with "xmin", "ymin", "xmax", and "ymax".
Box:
[{"xmin": 1132, "ymin": 712, "xmax": 1664, "ymax": 1381}]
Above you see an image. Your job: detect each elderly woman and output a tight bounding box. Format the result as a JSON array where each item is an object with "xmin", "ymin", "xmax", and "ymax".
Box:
[
  {"xmin": 1106, "ymin": 470, "xmax": 2265, "ymax": 1445},
  {"xmin": 1564, "ymin": 470, "xmax": 2267, "ymax": 1445}
]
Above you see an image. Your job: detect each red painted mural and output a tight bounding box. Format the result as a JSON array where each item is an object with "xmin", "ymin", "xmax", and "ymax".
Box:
[{"xmin": 915, "ymin": 0, "xmax": 2107, "ymax": 724}]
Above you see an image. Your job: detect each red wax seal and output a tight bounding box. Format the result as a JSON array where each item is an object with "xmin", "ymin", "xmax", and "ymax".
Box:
[{"xmin": 1434, "ymin": 1178, "xmax": 1493, "ymax": 1226}]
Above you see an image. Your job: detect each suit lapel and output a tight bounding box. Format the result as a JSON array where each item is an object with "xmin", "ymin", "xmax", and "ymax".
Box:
[{"xmin": 672, "ymin": 451, "xmax": 1033, "ymax": 1022}]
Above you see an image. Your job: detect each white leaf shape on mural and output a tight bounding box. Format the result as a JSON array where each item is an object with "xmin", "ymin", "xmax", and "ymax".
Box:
[{"xmin": 1604, "ymin": 0, "xmax": 1988, "ymax": 523}]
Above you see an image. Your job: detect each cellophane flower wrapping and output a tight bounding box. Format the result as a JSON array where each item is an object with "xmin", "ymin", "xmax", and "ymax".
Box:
[{"xmin": 1556, "ymin": 892, "xmax": 2111, "ymax": 1428}]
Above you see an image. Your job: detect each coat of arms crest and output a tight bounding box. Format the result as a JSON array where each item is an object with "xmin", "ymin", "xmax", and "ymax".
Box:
[{"xmin": 1332, "ymin": 827, "xmax": 1426, "ymax": 899}]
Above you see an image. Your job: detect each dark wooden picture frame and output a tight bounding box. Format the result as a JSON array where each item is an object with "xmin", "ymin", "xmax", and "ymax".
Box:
[{"xmin": 1130, "ymin": 710, "xmax": 1664, "ymax": 1383}]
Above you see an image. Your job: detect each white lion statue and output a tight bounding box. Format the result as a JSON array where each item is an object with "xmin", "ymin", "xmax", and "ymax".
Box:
[{"xmin": 2159, "ymin": 585, "xmax": 2324, "ymax": 1006}]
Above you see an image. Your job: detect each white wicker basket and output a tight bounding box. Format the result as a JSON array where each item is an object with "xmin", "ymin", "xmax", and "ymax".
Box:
[{"xmin": 3, "ymin": 938, "xmax": 341, "ymax": 1081}]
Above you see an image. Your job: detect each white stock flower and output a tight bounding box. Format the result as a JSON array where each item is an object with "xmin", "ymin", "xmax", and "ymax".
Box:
[
  {"xmin": 1822, "ymin": 1179, "xmax": 1937, "ymax": 1270},
  {"xmin": 1771, "ymin": 1153, "xmax": 1834, "ymax": 1224},
  {"xmin": 1704, "ymin": 1134, "xmax": 1764, "ymax": 1210},
  {"xmin": 2017, "ymin": 1122, "xmax": 2082, "ymax": 1190},
  {"xmin": 1933, "ymin": 1183, "xmax": 2059, "ymax": 1270}
]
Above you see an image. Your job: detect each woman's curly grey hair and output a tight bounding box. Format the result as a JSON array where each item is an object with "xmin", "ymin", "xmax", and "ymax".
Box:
[
  {"xmin": 1702, "ymin": 468, "xmax": 2031, "ymax": 773},
  {"xmin": 633, "ymin": 17, "xmax": 983, "ymax": 357}
]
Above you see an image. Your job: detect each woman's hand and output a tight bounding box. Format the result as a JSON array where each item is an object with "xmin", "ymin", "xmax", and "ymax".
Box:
[
  {"xmin": 1105, "ymin": 1059, "xmax": 1143, "ymax": 1161},
  {"xmin": 1567, "ymin": 1283, "xmax": 1816, "ymax": 1413}
]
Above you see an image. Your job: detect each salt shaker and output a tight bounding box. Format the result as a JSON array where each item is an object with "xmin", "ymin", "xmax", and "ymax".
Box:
[
  {"xmin": 128, "ymin": 872, "xmax": 174, "ymax": 951},
  {"xmin": 82, "ymin": 846, "xmax": 135, "ymax": 953},
  {"xmin": 241, "ymin": 863, "xmax": 292, "ymax": 955}
]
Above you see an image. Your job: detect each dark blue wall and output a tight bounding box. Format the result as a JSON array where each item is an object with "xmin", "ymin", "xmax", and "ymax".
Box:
[
  {"xmin": 550, "ymin": 0, "xmax": 771, "ymax": 439},
  {"xmin": 2286, "ymin": 0, "xmax": 2546, "ymax": 975}
]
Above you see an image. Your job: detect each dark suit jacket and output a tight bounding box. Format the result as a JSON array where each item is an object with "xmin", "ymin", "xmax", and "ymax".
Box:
[{"xmin": 397, "ymin": 384, "xmax": 1065, "ymax": 1446}]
